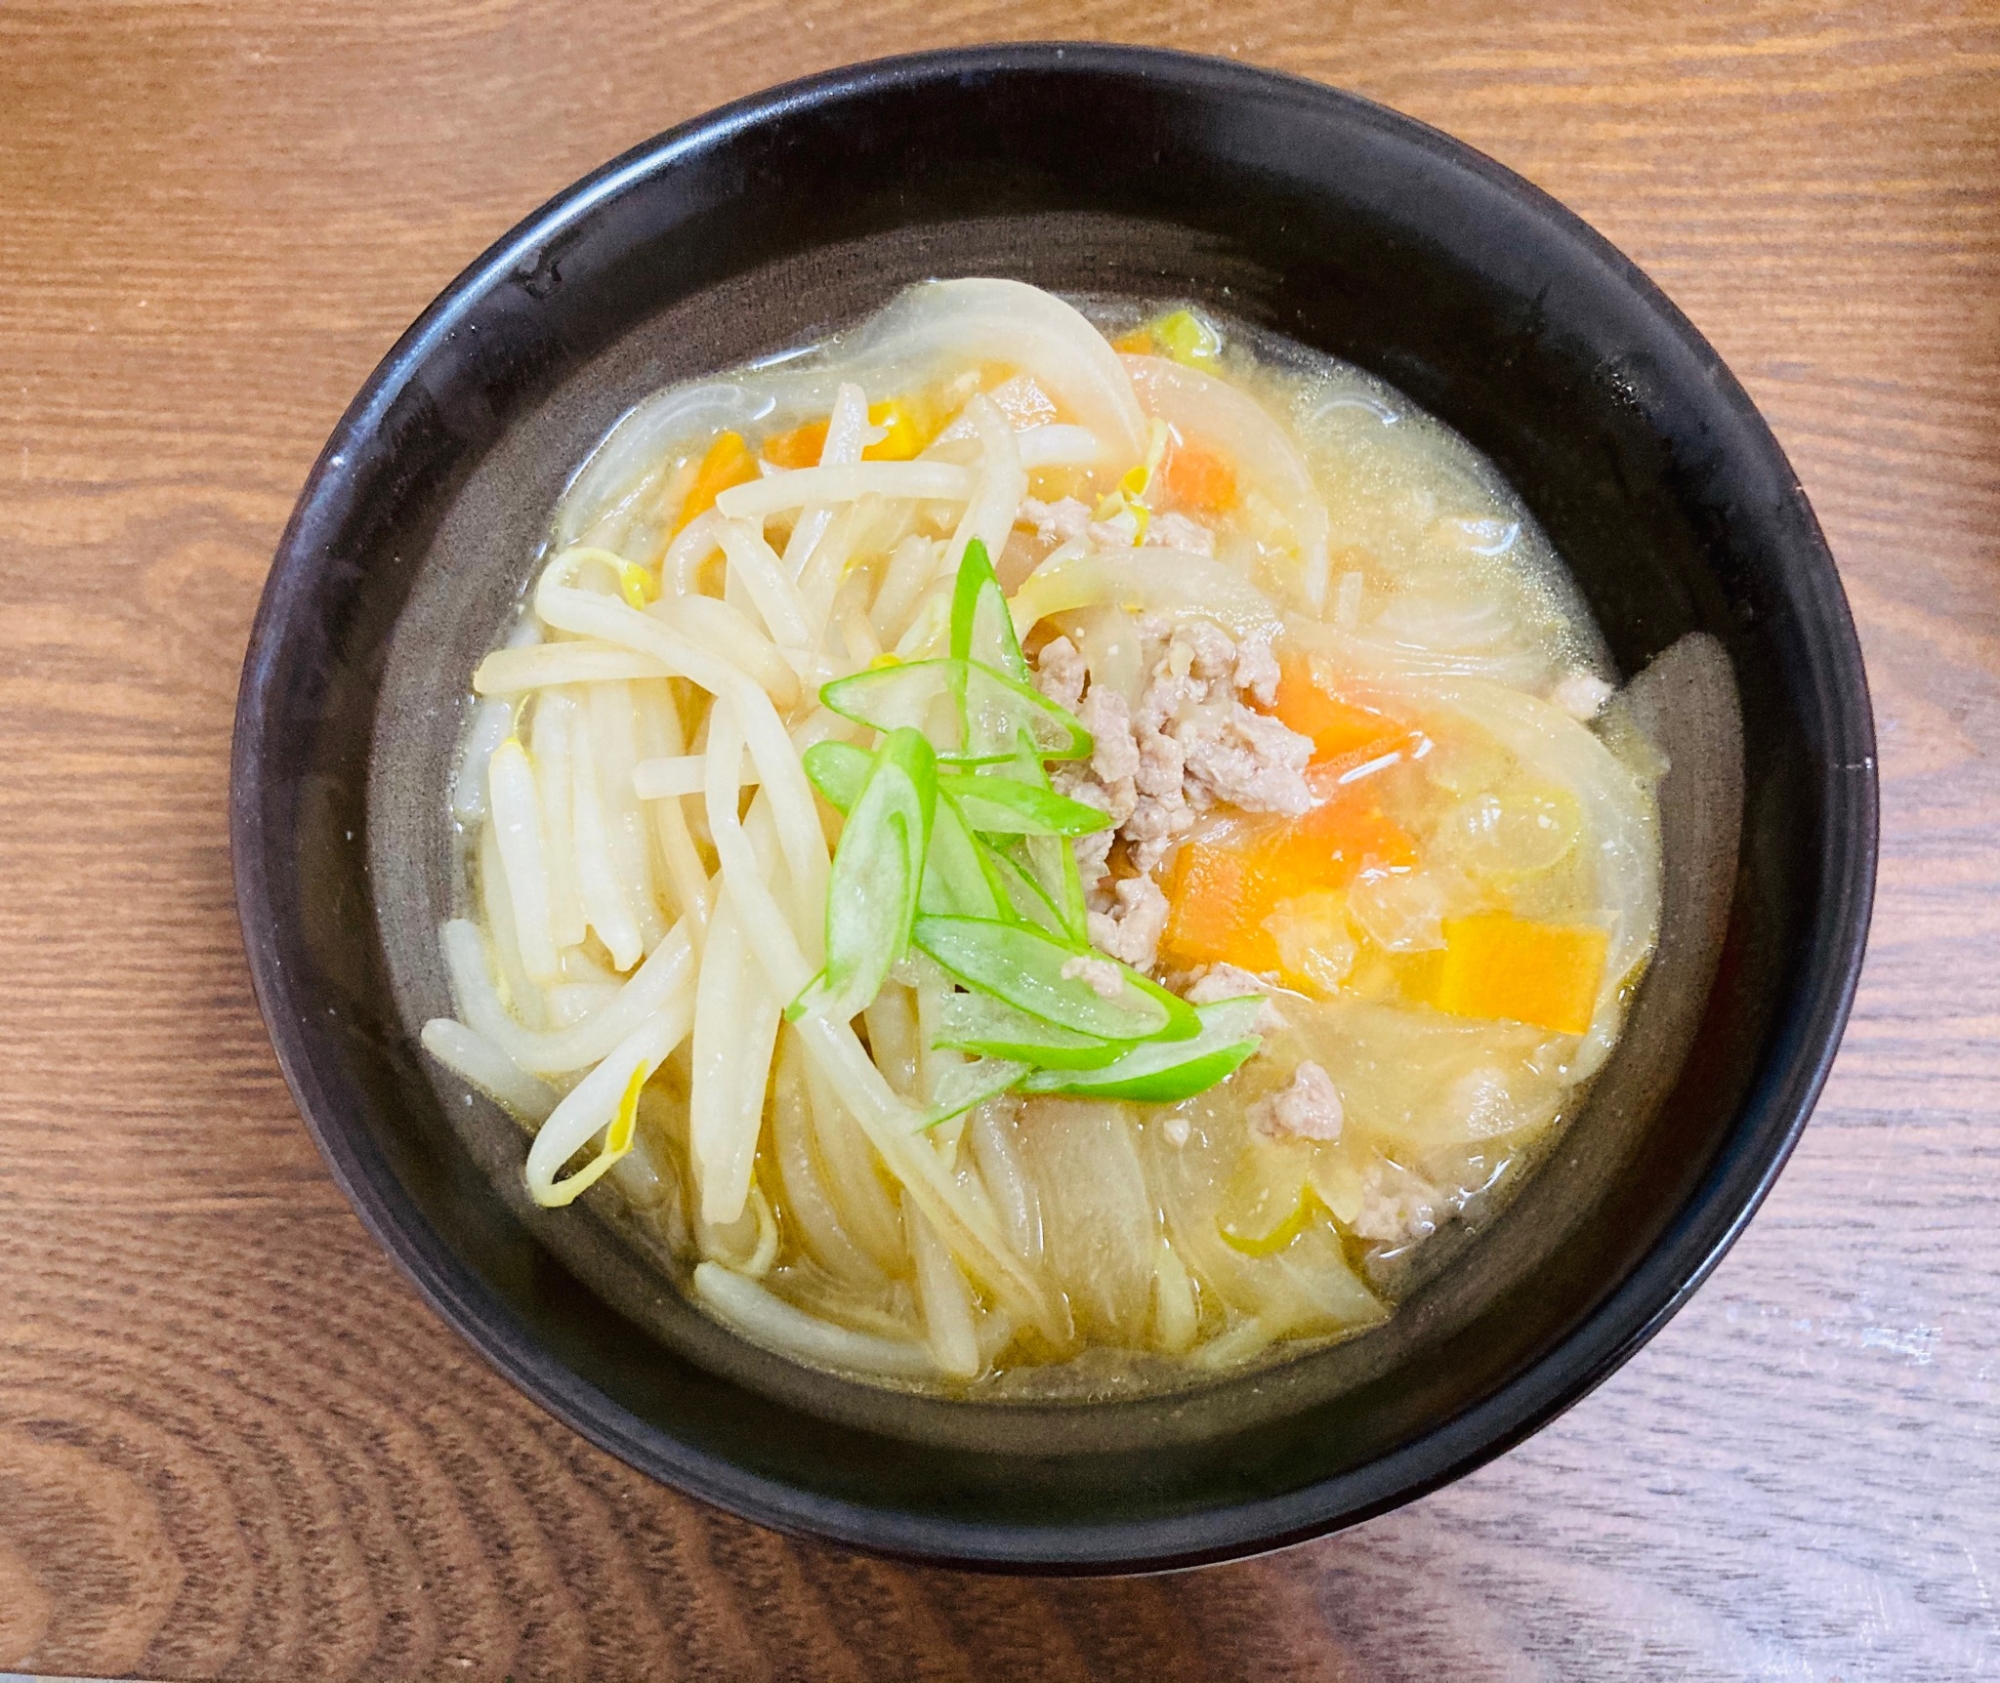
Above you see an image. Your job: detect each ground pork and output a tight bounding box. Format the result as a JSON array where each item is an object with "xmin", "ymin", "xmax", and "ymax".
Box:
[
  {"xmin": 1233, "ymin": 632, "xmax": 1282, "ymax": 706},
  {"xmin": 1351, "ymin": 1160, "xmax": 1441, "ymax": 1245},
  {"xmin": 1145, "ymin": 511, "xmax": 1216, "ymax": 555},
  {"xmin": 1249, "ymin": 1062, "xmax": 1344, "ymax": 1142},
  {"xmin": 1072, "ymin": 826, "xmax": 1116, "ymax": 898},
  {"xmin": 1034, "ymin": 633, "xmax": 1088, "ymax": 711},
  {"xmin": 1178, "ymin": 706, "xmax": 1314, "ymax": 816},
  {"xmin": 1086, "ymin": 875, "xmax": 1172, "ymax": 972},
  {"xmin": 1019, "ymin": 495, "xmax": 1091, "ymax": 549},
  {"xmin": 1080, "ymin": 688, "xmax": 1139, "ymax": 783},
  {"xmin": 1182, "ymin": 963, "xmax": 1286, "ymax": 1031},
  {"xmin": 1031, "ymin": 612, "xmax": 1314, "ymax": 969}
]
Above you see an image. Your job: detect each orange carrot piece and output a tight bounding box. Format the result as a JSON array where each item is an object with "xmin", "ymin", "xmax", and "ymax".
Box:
[
  {"xmin": 675, "ymin": 432, "xmax": 757, "ymax": 532},
  {"xmin": 1428, "ymin": 914, "xmax": 1608, "ymax": 1035},
  {"xmin": 1162, "ymin": 791, "xmax": 1417, "ymax": 977},
  {"xmin": 1160, "ymin": 441, "xmax": 1238, "ymax": 513},
  {"xmin": 762, "ymin": 418, "xmax": 829, "ymax": 470},
  {"xmin": 1164, "ymin": 845, "xmax": 1273, "ymax": 970},
  {"xmin": 1257, "ymin": 794, "xmax": 1417, "ymax": 886},
  {"xmin": 1273, "ymin": 657, "xmax": 1408, "ymax": 765},
  {"xmin": 1112, "ymin": 328, "xmax": 1154, "ymax": 355}
]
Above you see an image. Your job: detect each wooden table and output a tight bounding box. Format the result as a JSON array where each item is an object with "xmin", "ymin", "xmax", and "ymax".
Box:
[{"xmin": 3, "ymin": 2, "xmax": 1994, "ymax": 1676}]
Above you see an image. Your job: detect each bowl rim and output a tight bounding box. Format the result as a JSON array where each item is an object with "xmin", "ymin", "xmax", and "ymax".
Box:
[{"xmin": 231, "ymin": 40, "xmax": 1878, "ymax": 1572}]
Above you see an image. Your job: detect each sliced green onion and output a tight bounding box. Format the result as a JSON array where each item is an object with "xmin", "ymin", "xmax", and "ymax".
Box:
[
  {"xmin": 984, "ymin": 731, "xmax": 1093, "ymax": 942},
  {"xmin": 1027, "ymin": 830, "xmax": 1092, "ymax": 945},
  {"xmin": 912, "ymin": 915, "xmax": 1195, "ymax": 1043},
  {"xmin": 934, "ymin": 990, "xmax": 1128, "ymax": 1070},
  {"xmin": 820, "ymin": 660, "xmax": 965, "ymax": 749},
  {"xmin": 914, "ymin": 1055, "xmax": 1030, "ymax": 1132},
  {"xmin": 937, "ymin": 772, "xmax": 1111, "ymax": 837},
  {"xmin": 1018, "ymin": 998, "xmax": 1264, "ymax": 1102},
  {"xmin": 822, "ymin": 658, "xmax": 1090, "ymax": 766},
  {"xmin": 789, "ymin": 727, "xmax": 935, "ymax": 1023},
  {"xmin": 802, "ymin": 739, "xmax": 873, "ymax": 813},
  {"xmin": 920, "ymin": 793, "xmax": 1007, "ymax": 919},
  {"xmin": 960, "ymin": 660, "xmax": 1091, "ymax": 762},
  {"xmin": 979, "ymin": 837, "xmax": 1069, "ymax": 937},
  {"xmin": 949, "ymin": 537, "xmax": 1028, "ymax": 681}
]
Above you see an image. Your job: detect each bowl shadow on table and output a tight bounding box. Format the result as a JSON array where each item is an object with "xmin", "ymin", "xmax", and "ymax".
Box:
[{"xmin": 304, "ymin": 208, "xmax": 1756, "ymax": 1550}]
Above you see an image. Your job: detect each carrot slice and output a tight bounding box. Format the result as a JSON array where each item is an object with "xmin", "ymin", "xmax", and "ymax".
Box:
[
  {"xmin": 1428, "ymin": 914, "xmax": 1608, "ymax": 1036},
  {"xmin": 1164, "ymin": 844, "xmax": 1271, "ymax": 970},
  {"xmin": 762, "ymin": 418, "xmax": 829, "ymax": 470},
  {"xmin": 674, "ymin": 432, "xmax": 757, "ymax": 531},
  {"xmin": 1161, "ymin": 789, "xmax": 1417, "ymax": 977},
  {"xmin": 1161, "ymin": 440, "xmax": 1237, "ymax": 513},
  {"xmin": 1272, "ymin": 657, "xmax": 1407, "ymax": 765}
]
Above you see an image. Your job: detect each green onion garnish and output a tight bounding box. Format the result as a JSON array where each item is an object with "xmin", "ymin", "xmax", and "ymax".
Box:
[{"xmin": 798, "ymin": 544, "xmax": 1261, "ymax": 1115}]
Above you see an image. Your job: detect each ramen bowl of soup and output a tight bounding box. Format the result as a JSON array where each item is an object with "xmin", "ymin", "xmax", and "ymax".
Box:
[{"xmin": 232, "ymin": 44, "xmax": 1875, "ymax": 1569}]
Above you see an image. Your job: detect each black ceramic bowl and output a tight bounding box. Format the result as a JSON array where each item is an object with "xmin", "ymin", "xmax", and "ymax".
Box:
[{"xmin": 232, "ymin": 44, "xmax": 1875, "ymax": 1571}]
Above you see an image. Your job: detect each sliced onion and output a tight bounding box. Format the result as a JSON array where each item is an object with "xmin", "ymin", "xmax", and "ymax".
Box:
[
  {"xmin": 553, "ymin": 382, "xmax": 772, "ymax": 550},
  {"xmin": 1124, "ymin": 354, "xmax": 1331, "ymax": 609},
  {"xmin": 1011, "ymin": 546, "xmax": 1282, "ymax": 639},
  {"xmin": 852, "ymin": 279, "xmax": 1146, "ymax": 469}
]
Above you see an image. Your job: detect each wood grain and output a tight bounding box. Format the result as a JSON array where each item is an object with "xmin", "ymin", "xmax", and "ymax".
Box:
[{"xmin": 3, "ymin": 1, "xmax": 1997, "ymax": 1676}]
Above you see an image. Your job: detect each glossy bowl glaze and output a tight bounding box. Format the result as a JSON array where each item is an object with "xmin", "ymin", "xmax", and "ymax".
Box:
[{"xmin": 231, "ymin": 44, "xmax": 1875, "ymax": 1571}]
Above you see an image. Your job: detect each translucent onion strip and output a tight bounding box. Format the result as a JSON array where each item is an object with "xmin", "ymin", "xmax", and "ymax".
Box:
[
  {"xmin": 799, "ymin": 1047, "xmax": 906, "ymax": 1273},
  {"xmin": 771, "ymin": 1030, "xmax": 886, "ymax": 1287},
  {"xmin": 908, "ymin": 1197, "xmax": 981, "ymax": 1379},
  {"xmin": 792, "ymin": 1011, "xmax": 1053, "ymax": 1334},
  {"xmin": 968, "ymin": 1102, "xmax": 1040, "ymax": 1265},
  {"xmin": 692, "ymin": 1262, "xmax": 937, "ymax": 1380},
  {"xmin": 1124, "ymin": 352, "xmax": 1332, "ymax": 610},
  {"xmin": 852, "ymin": 279, "xmax": 1147, "ymax": 468},
  {"xmin": 1152, "ymin": 1236, "xmax": 1200, "ymax": 1354}
]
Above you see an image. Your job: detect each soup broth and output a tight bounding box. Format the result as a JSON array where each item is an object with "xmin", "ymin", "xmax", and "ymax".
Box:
[{"xmin": 423, "ymin": 280, "xmax": 1663, "ymax": 1394}]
